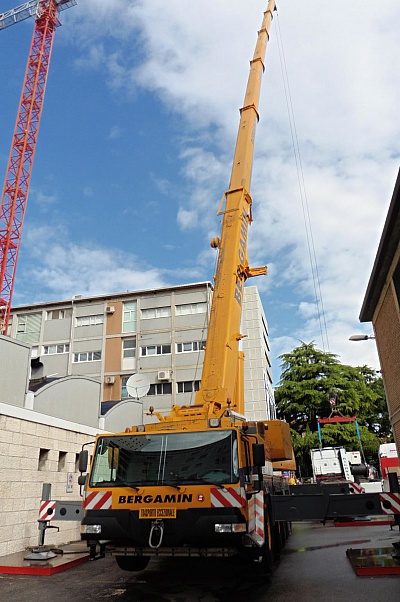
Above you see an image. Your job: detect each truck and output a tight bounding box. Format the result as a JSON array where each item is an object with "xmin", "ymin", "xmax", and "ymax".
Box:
[
  {"xmin": 77, "ymin": 1, "xmax": 400, "ymax": 574},
  {"xmin": 311, "ymin": 447, "xmax": 353, "ymax": 483},
  {"xmin": 311, "ymin": 446, "xmax": 382, "ymax": 494},
  {"xmin": 78, "ymin": 0, "xmax": 294, "ymax": 576},
  {"xmin": 379, "ymin": 443, "xmax": 400, "ymax": 491}
]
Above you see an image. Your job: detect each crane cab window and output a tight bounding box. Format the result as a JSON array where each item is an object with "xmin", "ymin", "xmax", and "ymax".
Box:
[{"xmin": 90, "ymin": 430, "xmax": 239, "ymax": 487}]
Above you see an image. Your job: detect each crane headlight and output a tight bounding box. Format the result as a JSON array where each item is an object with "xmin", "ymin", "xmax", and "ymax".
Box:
[
  {"xmin": 208, "ymin": 418, "xmax": 220, "ymax": 428},
  {"xmin": 215, "ymin": 523, "xmax": 246, "ymax": 533},
  {"xmin": 81, "ymin": 524, "xmax": 101, "ymax": 534}
]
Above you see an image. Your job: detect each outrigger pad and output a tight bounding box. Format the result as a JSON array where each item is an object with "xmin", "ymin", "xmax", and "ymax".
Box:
[{"xmin": 346, "ymin": 546, "xmax": 400, "ymax": 576}]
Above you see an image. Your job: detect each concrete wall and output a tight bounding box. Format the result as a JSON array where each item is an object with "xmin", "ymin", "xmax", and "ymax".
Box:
[
  {"xmin": 33, "ymin": 376, "xmax": 101, "ymax": 428},
  {"xmin": 100, "ymin": 399, "xmax": 145, "ymax": 433},
  {"xmin": 0, "ymin": 335, "xmax": 30, "ymax": 407},
  {"xmin": 0, "ymin": 403, "xmax": 100, "ymax": 558}
]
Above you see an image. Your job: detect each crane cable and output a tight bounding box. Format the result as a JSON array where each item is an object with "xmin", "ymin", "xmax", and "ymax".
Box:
[{"xmin": 274, "ymin": 11, "xmax": 330, "ymax": 352}]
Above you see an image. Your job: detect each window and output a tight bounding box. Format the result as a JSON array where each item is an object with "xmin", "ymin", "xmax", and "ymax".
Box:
[
  {"xmin": 176, "ymin": 340, "xmax": 206, "ymax": 353},
  {"xmin": 123, "ymin": 301, "xmax": 137, "ymax": 333},
  {"xmin": 148, "ymin": 382, "xmax": 172, "ymax": 395},
  {"xmin": 47, "ymin": 309, "xmax": 71, "ymax": 320},
  {"xmin": 43, "ymin": 343, "xmax": 69, "ymax": 355},
  {"xmin": 121, "ymin": 375, "xmax": 131, "ymax": 399},
  {"xmin": 175, "ymin": 302, "xmax": 207, "ymax": 315},
  {"xmin": 141, "ymin": 344, "xmax": 171, "ymax": 357},
  {"xmin": 38, "ymin": 448, "xmax": 50, "ymax": 471},
  {"xmin": 123, "ymin": 338, "xmax": 136, "ymax": 358},
  {"xmin": 261, "ymin": 315, "xmax": 269, "ymax": 334},
  {"xmin": 76, "ymin": 315, "xmax": 104, "ymax": 327},
  {"xmin": 58, "ymin": 451, "xmax": 67, "ymax": 472},
  {"xmin": 16, "ymin": 312, "xmax": 41, "ymax": 343},
  {"xmin": 73, "ymin": 351, "xmax": 101, "ymax": 362},
  {"xmin": 177, "ymin": 380, "xmax": 200, "ymax": 393},
  {"xmin": 141, "ymin": 306, "xmax": 171, "ymax": 319},
  {"xmin": 17, "ymin": 316, "xmax": 27, "ymax": 334},
  {"xmin": 89, "ymin": 431, "xmax": 239, "ymax": 488},
  {"xmin": 393, "ymin": 259, "xmax": 400, "ymax": 305}
]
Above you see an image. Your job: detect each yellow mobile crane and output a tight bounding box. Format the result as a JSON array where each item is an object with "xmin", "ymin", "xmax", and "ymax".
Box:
[{"xmin": 79, "ymin": 0, "xmax": 294, "ymax": 575}]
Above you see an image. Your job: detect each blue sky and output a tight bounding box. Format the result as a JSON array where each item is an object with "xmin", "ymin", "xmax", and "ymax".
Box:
[{"xmin": 1, "ymin": 0, "xmax": 399, "ymax": 382}]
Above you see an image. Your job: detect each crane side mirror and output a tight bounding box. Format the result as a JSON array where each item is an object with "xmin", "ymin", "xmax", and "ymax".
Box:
[
  {"xmin": 79, "ymin": 450, "xmax": 89, "ymax": 473},
  {"xmin": 253, "ymin": 443, "xmax": 265, "ymax": 467}
]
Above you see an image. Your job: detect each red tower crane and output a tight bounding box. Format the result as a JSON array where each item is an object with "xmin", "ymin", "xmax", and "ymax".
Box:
[{"xmin": 0, "ymin": 0, "xmax": 76, "ymax": 334}]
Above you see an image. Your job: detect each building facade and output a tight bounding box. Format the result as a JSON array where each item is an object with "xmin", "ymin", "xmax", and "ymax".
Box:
[
  {"xmin": 9, "ymin": 282, "xmax": 275, "ymax": 423},
  {"xmin": 242, "ymin": 286, "xmax": 275, "ymax": 421},
  {"xmin": 360, "ymin": 168, "xmax": 400, "ymax": 459}
]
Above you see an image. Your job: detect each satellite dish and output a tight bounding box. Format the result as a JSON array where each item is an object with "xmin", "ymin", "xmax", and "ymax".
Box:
[{"xmin": 126, "ymin": 373, "xmax": 151, "ymax": 399}]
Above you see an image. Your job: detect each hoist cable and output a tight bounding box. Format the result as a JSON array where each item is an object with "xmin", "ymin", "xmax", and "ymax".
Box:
[{"xmin": 274, "ymin": 11, "xmax": 330, "ymax": 351}]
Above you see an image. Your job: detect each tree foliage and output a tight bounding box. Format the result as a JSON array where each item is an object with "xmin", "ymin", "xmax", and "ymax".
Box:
[{"xmin": 274, "ymin": 342, "xmax": 390, "ymax": 476}]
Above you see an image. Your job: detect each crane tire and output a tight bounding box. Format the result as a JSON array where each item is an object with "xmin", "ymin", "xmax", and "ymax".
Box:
[{"xmin": 115, "ymin": 555, "xmax": 150, "ymax": 572}]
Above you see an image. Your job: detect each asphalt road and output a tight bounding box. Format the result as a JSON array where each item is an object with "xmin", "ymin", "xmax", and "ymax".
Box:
[{"xmin": 1, "ymin": 522, "xmax": 399, "ymax": 601}]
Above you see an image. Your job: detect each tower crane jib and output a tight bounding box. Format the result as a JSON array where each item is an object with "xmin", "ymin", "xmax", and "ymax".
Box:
[{"xmin": 0, "ymin": 0, "xmax": 76, "ymax": 31}]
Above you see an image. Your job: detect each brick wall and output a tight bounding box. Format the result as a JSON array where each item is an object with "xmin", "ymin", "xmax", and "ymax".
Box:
[
  {"xmin": 0, "ymin": 405, "xmax": 97, "ymax": 558},
  {"xmin": 375, "ymin": 283, "xmax": 400, "ymax": 455}
]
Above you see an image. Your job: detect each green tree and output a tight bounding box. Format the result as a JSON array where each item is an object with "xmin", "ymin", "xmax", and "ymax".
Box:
[{"xmin": 275, "ymin": 342, "xmax": 388, "ymax": 476}]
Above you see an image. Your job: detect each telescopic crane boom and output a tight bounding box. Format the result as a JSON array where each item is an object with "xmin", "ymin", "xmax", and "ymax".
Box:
[{"xmin": 158, "ymin": 1, "xmax": 275, "ymax": 423}]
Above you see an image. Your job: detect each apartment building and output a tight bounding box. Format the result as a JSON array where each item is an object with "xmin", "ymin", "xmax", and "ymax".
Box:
[{"xmin": 9, "ymin": 282, "xmax": 275, "ymax": 422}]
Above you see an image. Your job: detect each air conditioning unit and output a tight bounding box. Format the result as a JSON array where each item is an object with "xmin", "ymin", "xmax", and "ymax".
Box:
[
  {"xmin": 106, "ymin": 306, "xmax": 115, "ymax": 314},
  {"xmin": 104, "ymin": 376, "xmax": 115, "ymax": 385},
  {"xmin": 157, "ymin": 370, "xmax": 171, "ymax": 381}
]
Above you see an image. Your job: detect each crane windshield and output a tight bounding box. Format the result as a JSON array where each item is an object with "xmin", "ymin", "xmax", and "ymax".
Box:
[{"xmin": 90, "ymin": 430, "xmax": 239, "ymax": 488}]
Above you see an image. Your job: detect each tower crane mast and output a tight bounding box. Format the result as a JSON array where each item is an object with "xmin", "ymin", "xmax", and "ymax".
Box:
[{"xmin": 0, "ymin": 0, "xmax": 76, "ymax": 334}]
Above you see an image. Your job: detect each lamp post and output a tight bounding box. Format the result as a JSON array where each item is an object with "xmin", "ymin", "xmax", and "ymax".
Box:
[{"xmin": 349, "ymin": 334, "xmax": 381, "ymax": 374}]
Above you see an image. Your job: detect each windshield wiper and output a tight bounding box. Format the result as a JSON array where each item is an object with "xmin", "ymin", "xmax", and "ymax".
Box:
[
  {"xmin": 111, "ymin": 480, "xmax": 140, "ymax": 491},
  {"xmin": 161, "ymin": 481, "xmax": 182, "ymax": 490},
  {"xmin": 190, "ymin": 478, "xmax": 227, "ymax": 490},
  {"xmin": 125, "ymin": 483, "xmax": 140, "ymax": 491}
]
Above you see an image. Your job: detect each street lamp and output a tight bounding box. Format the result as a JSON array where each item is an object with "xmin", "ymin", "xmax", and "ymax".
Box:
[{"xmin": 349, "ymin": 334, "xmax": 375, "ymax": 341}]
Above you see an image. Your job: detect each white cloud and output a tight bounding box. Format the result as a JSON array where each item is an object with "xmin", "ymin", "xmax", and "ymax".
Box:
[
  {"xmin": 20, "ymin": 225, "xmax": 168, "ymax": 301},
  {"xmin": 32, "ymin": 189, "xmax": 58, "ymax": 211},
  {"xmin": 107, "ymin": 125, "xmax": 122, "ymax": 140}
]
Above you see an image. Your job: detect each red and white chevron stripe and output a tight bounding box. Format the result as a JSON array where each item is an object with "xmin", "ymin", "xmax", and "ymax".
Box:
[
  {"xmin": 210, "ymin": 487, "xmax": 246, "ymax": 508},
  {"xmin": 348, "ymin": 482, "xmax": 365, "ymax": 494},
  {"xmin": 380, "ymin": 492, "xmax": 400, "ymax": 515},
  {"xmin": 254, "ymin": 491, "xmax": 265, "ymax": 544},
  {"xmin": 39, "ymin": 500, "xmax": 56, "ymax": 520},
  {"xmin": 83, "ymin": 490, "xmax": 113, "ymax": 510},
  {"xmin": 247, "ymin": 491, "xmax": 265, "ymax": 546}
]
